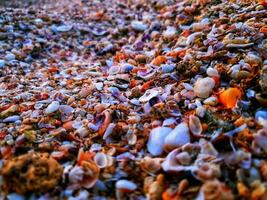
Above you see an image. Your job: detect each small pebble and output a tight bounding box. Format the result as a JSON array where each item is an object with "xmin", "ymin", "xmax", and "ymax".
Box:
[
  {"xmin": 45, "ymin": 101, "xmax": 60, "ymax": 114},
  {"xmin": 0, "ymin": 59, "xmax": 6, "ymax": 68}
]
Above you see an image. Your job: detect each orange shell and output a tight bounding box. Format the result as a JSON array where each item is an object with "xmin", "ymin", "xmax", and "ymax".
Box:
[
  {"xmin": 219, "ymin": 87, "xmax": 242, "ymax": 109},
  {"xmin": 152, "ymin": 55, "xmax": 166, "ymax": 66}
]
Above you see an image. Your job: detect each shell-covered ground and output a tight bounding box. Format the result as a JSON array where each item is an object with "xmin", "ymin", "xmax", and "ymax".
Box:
[{"xmin": 0, "ymin": 0, "xmax": 267, "ymax": 199}]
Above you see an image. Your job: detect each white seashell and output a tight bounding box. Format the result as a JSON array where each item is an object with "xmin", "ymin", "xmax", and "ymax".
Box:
[
  {"xmin": 182, "ymin": 83, "xmax": 194, "ymax": 91},
  {"xmin": 164, "ymin": 123, "xmax": 190, "ymax": 151},
  {"xmin": 186, "ymin": 32, "xmax": 202, "ymax": 46},
  {"xmin": 103, "ymin": 123, "xmax": 116, "ymax": 140},
  {"xmin": 0, "ymin": 60, "xmax": 6, "ymax": 68},
  {"xmin": 189, "ymin": 115, "xmax": 202, "ymax": 136},
  {"xmin": 203, "ymin": 96, "xmax": 218, "ymax": 106},
  {"xmin": 3, "ymin": 115, "xmax": 21, "ymax": 123},
  {"xmin": 116, "ymin": 180, "xmax": 137, "ymax": 191},
  {"xmin": 139, "ymin": 89, "xmax": 159, "ymax": 103},
  {"xmin": 196, "ymin": 106, "xmax": 206, "ymax": 118},
  {"xmin": 131, "ymin": 21, "xmax": 148, "ymax": 32},
  {"xmin": 139, "ymin": 89, "xmax": 159, "ymax": 102},
  {"xmin": 207, "ymin": 67, "xmax": 219, "ymax": 77},
  {"xmin": 254, "ymin": 129, "xmax": 267, "ymax": 153},
  {"xmin": 163, "ymin": 26, "xmax": 176, "ymax": 39},
  {"xmin": 162, "ymin": 148, "xmax": 197, "ymax": 172},
  {"xmin": 45, "ymin": 101, "xmax": 60, "ymax": 114},
  {"xmin": 193, "ymin": 77, "xmax": 215, "ymax": 98},
  {"xmin": 68, "ymin": 166, "xmax": 84, "ymax": 183},
  {"xmin": 59, "ymin": 105, "xmax": 74, "ymax": 114},
  {"xmin": 76, "ymin": 127, "xmax": 89, "ymax": 138},
  {"xmin": 94, "ymin": 152, "xmax": 108, "ymax": 168},
  {"xmin": 95, "ymin": 82, "xmax": 104, "ymax": 91},
  {"xmin": 147, "ymin": 127, "xmax": 172, "ymax": 156}
]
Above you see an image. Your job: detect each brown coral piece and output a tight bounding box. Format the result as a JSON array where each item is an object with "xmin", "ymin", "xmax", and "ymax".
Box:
[{"xmin": 0, "ymin": 152, "xmax": 63, "ymax": 194}]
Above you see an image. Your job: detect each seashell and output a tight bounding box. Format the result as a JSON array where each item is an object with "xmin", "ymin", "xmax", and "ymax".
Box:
[
  {"xmin": 98, "ymin": 110, "xmax": 111, "ymax": 136},
  {"xmin": 207, "ymin": 67, "xmax": 219, "ymax": 77},
  {"xmin": 254, "ymin": 129, "xmax": 267, "ymax": 153},
  {"xmin": 224, "ymin": 150, "xmax": 251, "ymax": 169},
  {"xmin": 108, "ymin": 65, "xmax": 121, "ymax": 75},
  {"xmin": 56, "ymin": 25, "xmax": 72, "ymax": 32},
  {"xmin": 103, "ymin": 123, "xmax": 116, "ymax": 140},
  {"xmin": 3, "ymin": 115, "xmax": 21, "ymax": 123},
  {"xmin": 196, "ymin": 179, "xmax": 234, "ymax": 200},
  {"xmin": 59, "ymin": 105, "xmax": 74, "ymax": 114},
  {"xmin": 244, "ymin": 52, "xmax": 262, "ymax": 67},
  {"xmin": 163, "ymin": 26, "xmax": 176, "ymax": 39},
  {"xmin": 94, "ymin": 152, "xmax": 108, "ymax": 168},
  {"xmin": 255, "ymin": 93, "xmax": 267, "ymax": 106},
  {"xmin": 145, "ymin": 174, "xmax": 165, "ymax": 200},
  {"xmin": 68, "ymin": 165, "xmax": 84, "ymax": 183},
  {"xmin": 79, "ymin": 86, "xmax": 93, "ymax": 98},
  {"xmin": 161, "ymin": 64, "xmax": 175, "ymax": 73},
  {"xmin": 116, "ymin": 179, "xmax": 137, "ymax": 191},
  {"xmin": 189, "ymin": 115, "xmax": 202, "ymax": 136},
  {"xmin": 140, "ymin": 156, "xmax": 162, "ymax": 174},
  {"xmin": 203, "ymin": 96, "xmax": 218, "ymax": 106},
  {"xmin": 76, "ymin": 127, "xmax": 89, "ymax": 138},
  {"xmin": 95, "ymin": 82, "xmax": 104, "ymax": 91},
  {"xmin": 255, "ymin": 109, "xmax": 267, "ymax": 122},
  {"xmin": 131, "ymin": 21, "xmax": 148, "ymax": 32},
  {"xmin": 164, "ymin": 123, "xmax": 190, "ymax": 151},
  {"xmin": 219, "ymin": 87, "xmax": 242, "ymax": 109},
  {"xmin": 0, "ymin": 59, "xmax": 5, "ymax": 68},
  {"xmin": 162, "ymin": 148, "xmax": 196, "ymax": 172},
  {"xmin": 199, "ymin": 139, "xmax": 218, "ymax": 156},
  {"xmin": 193, "ymin": 77, "xmax": 215, "ymax": 98},
  {"xmin": 151, "ymin": 55, "xmax": 166, "ymax": 66},
  {"xmin": 5, "ymin": 53, "xmax": 16, "ymax": 61},
  {"xmin": 139, "ymin": 89, "xmax": 159, "ymax": 103},
  {"xmin": 186, "ymin": 32, "xmax": 202, "ymax": 46},
  {"xmin": 147, "ymin": 127, "xmax": 172, "ymax": 156},
  {"xmin": 196, "ymin": 106, "xmax": 206, "ymax": 118},
  {"xmin": 192, "ymin": 164, "xmax": 221, "ymax": 182},
  {"xmin": 45, "ymin": 101, "xmax": 60, "ymax": 114}
]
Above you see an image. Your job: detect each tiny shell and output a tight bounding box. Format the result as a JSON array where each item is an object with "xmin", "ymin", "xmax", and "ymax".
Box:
[
  {"xmin": 193, "ymin": 77, "xmax": 215, "ymax": 98},
  {"xmin": 131, "ymin": 21, "xmax": 148, "ymax": 32},
  {"xmin": 139, "ymin": 89, "xmax": 159, "ymax": 103},
  {"xmin": 147, "ymin": 127, "xmax": 172, "ymax": 156},
  {"xmin": 163, "ymin": 26, "xmax": 176, "ymax": 39},
  {"xmin": 162, "ymin": 148, "xmax": 196, "ymax": 172},
  {"xmin": 3, "ymin": 115, "xmax": 21, "ymax": 123},
  {"xmin": 219, "ymin": 88, "xmax": 242, "ymax": 109},
  {"xmin": 76, "ymin": 127, "xmax": 89, "ymax": 138},
  {"xmin": 94, "ymin": 152, "xmax": 108, "ymax": 168},
  {"xmin": 207, "ymin": 67, "xmax": 219, "ymax": 77},
  {"xmin": 164, "ymin": 122, "xmax": 190, "ymax": 151},
  {"xmin": 189, "ymin": 115, "xmax": 202, "ymax": 136},
  {"xmin": 45, "ymin": 101, "xmax": 60, "ymax": 114},
  {"xmin": 116, "ymin": 180, "xmax": 137, "ymax": 191},
  {"xmin": 254, "ymin": 129, "xmax": 267, "ymax": 153}
]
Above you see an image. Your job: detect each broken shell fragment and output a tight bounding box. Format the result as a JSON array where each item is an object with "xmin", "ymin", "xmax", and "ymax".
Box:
[
  {"xmin": 147, "ymin": 127, "xmax": 172, "ymax": 156},
  {"xmin": 139, "ymin": 89, "xmax": 159, "ymax": 103},
  {"xmin": 189, "ymin": 115, "xmax": 202, "ymax": 136},
  {"xmin": 45, "ymin": 101, "xmax": 60, "ymax": 114},
  {"xmin": 219, "ymin": 88, "xmax": 242, "ymax": 109},
  {"xmin": 116, "ymin": 179, "xmax": 137, "ymax": 191},
  {"xmin": 94, "ymin": 152, "xmax": 108, "ymax": 168},
  {"xmin": 164, "ymin": 122, "xmax": 190, "ymax": 151}
]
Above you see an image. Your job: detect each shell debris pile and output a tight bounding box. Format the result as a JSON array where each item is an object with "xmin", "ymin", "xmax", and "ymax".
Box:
[{"xmin": 0, "ymin": 0, "xmax": 267, "ymax": 199}]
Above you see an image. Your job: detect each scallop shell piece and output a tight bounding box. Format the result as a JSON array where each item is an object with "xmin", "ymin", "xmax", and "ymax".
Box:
[
  {"xmin": 45, "ymin": 101, "xmax": 60, "ymax": 114},
  {"xmin": 140, "ymin": 157, "xmax": 162, "ymax": 174},
  {"xmin": 164, "ymin": 123, "xmax": 190, "ymax": 151},
  {"xmin": 189, "ymin": 115, "xmax": 202, "ymax": 136},
  {"xmin": 139, "ymin": 89, "xmax": 159, "ymax": 103},
  {"xmin": 162, "ymin": 148, "xmax": 197, "ymax": 173},
  {"xmin": 254, "ymin": 129, "xmax": 267, "ymax": 153},
  {"xmin": 131, "ymin": 21, "xmax": 148, "ymax": 32},
  {"xmin": 116, "ymin": 180, "xmax": 137, "ymax": 191},
  {"xmin": 193, "ymin": 77, "xmax": 215, "ymax": 98},
  {"xmin": 147, "ymin": 127, "xmax": 172, "ymax": 156},
  {"xmin": 94, "ymin": 152, "xmax": 108, "ymax": 168}
]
